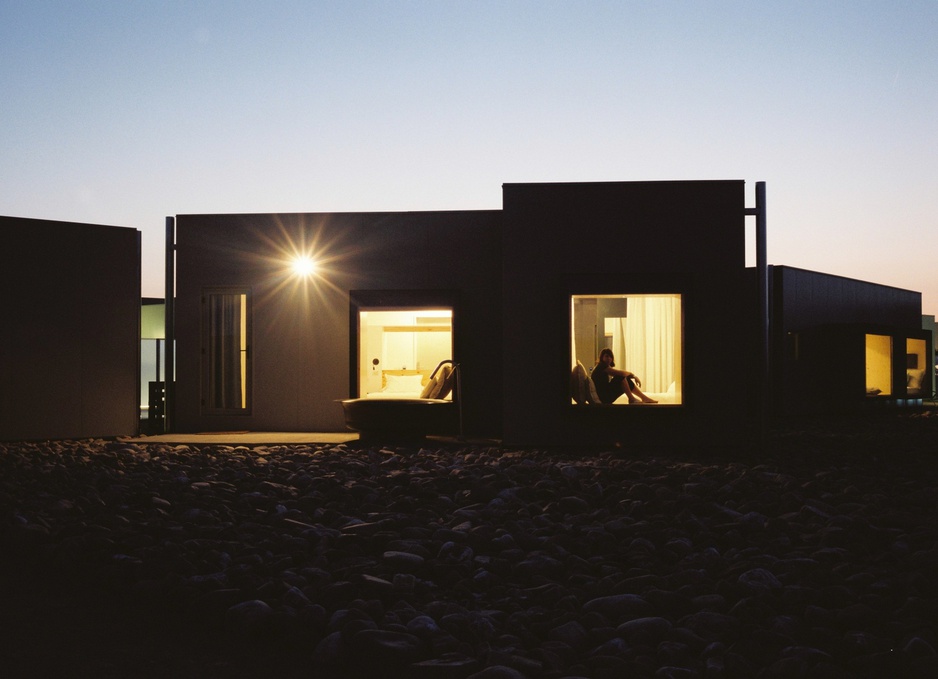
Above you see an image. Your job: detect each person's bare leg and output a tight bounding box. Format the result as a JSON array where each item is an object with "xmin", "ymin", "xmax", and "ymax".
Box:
[
  {"xmin": 630, "ymin": 385, "xmax": 657, "ymax": 404},
  {"xmin": 622, "ymin": 380, "xmax": 643, "ymax": 404}
]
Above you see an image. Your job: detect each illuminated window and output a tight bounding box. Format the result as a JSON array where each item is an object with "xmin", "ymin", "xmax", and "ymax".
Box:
[
  {"xmin": 202, "ymin": 289, "xmax": 251, "ymax": 413},
  {"xmin": 358, "ymin": 308, "xmax": 453, "ymax": 397},
  {"xmin": 865, "ymin": 334, "xmax": 892, "ymax": 397},
  {"xmin": 906, "ymin": 338, "xmax": 928, "ymax": 396},
  {"xmin": 572, "ymin": 294, "xmax": 682, "ymax": 404}
]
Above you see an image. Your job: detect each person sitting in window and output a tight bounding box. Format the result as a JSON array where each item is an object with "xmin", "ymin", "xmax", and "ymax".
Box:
[{"xmin": 591, "ymin": 348, "xmax": 658, "ymax": 404}]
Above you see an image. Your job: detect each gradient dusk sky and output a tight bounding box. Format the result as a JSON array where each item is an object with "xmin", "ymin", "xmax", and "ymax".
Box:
[{"xmin": 2, "ymin": 1, "xmax": 936, "ymax": 313}]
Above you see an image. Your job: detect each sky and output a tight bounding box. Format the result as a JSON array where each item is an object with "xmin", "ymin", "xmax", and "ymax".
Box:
[{"xmin": 2, "ymin": 1, "xmax": 937, "ymax": 314}]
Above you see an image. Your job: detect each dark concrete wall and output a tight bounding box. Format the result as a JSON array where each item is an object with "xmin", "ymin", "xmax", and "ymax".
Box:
[
  {"xmin": 0, "ymin": 217, "xmax": 141, "ymax": 440},
  {"xmin": 500, "ymin": 180, "xmax": 754, "ymax": 447},
  {"xmin": 173, "ymin": 211, "xmax": 502, "ymax": 435}
]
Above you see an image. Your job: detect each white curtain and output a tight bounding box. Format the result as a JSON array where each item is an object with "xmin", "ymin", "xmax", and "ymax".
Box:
[{"xmin": 615, "ymin": 296, "xmax": 681, "ymax": 394}]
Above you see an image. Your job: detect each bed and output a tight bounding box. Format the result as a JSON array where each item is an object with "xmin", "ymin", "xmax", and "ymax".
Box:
[
  {"xmin": 340, "ymin": 361, "xmax": 461, "ymax": 438},
  {"xmin": 363, "ymin": 369, "xmax": 449, "ymax": 399}
]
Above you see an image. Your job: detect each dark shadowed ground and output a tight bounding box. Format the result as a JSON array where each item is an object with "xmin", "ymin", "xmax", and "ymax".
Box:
[
  {"xmin": 2, "ymin": 412, "xmax": 938, "ymax": 678},
  {"xmin": 0, "ymin": 552, "xmax": 306, "ymax": 678}
]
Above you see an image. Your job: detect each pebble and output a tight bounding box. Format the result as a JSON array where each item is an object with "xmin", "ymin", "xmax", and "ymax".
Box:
[{"xmin": 2, "ymin": 415, "xmax": 938, "ymax": 677}]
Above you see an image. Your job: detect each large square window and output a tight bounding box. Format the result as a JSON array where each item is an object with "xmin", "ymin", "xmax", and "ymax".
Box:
[
  {"xmin": 572, "ymin": 294, "xmax": 682, "ymax": 404},
  {"xmin": 358, "ymin": 308, "xmax": 453, "ymax": 398}
]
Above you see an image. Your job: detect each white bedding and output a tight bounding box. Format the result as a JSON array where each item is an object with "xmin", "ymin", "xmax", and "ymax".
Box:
[
  {"xmin": 365, "ymin": 390, "xmax": 452, "ymax": 400},
  {"xmin": 365, "ymin": 390, "xmax": 421, "ymax": 399},
  {"xmin": 365, "ymin": 373, "xmax": 426, "ymax": 398},
  {"xmin": 364, "ymin": 367, "xmax": 455, "ymax": 400}
]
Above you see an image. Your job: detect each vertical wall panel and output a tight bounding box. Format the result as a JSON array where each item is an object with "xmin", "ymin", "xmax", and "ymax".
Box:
[{"xmin": 0, "ymin": 217, "xmax": 140, "ymax": 440}]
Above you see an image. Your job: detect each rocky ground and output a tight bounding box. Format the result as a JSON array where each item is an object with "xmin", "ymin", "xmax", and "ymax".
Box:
[{"xmin": 2, "ymin": 413, "xmax": 938, "ymax": 678}]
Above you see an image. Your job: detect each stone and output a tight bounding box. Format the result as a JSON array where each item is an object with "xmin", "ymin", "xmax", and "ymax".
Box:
[
  {"xmin": 548, "ymin": 620, "xmax": 590, "ymax": 650},
  {"xmin": 467, "ymin": 666, "xmax": 527, "ymax": 679},
  {"xmin": 225, "ymin": 599, "xmax": 274, "ymax": 635},
  {"xmin": 409, "ymin": 654, "xmax": 482, "ymax": 678},
  {"xmin": 349, "ymin": 628, "xmax": 423, "ymax": 664},
  {"xmin": 678, "ymin": 612, "xmax": 740, "ymax": 642},
  {"xmin": 384, "ymin": 550, "xmax": 426, "ymax": 571},
  {"xmin": 3, "ymin": 431, "xmax": 938, "ymax": 676},
  {"xmin": 616, "ymin": 616, "xmax": 673, "ymax": 644},
  {"xmin": 582, "ymin": 594, "xmax": 653, "ymax": 621}
]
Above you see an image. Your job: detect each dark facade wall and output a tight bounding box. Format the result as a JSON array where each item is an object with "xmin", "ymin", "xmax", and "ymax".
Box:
[
  {"xmin": 173, "ymin": 211, "xmax": 502, "ymax": 434},
  {"xmin": 772, "ymin": 266, "xmax": 922, "ymax": 333},
  {"xmin": 0, "ymin": 217, "xmax": 141, "ymax": 440},
  {"xmin": 770, "ymin": 266, "xmax": 926, "ymax": 411},
  {"xmin": 501, "ymin": 181, "xmax": 754, "ymax": 447}
]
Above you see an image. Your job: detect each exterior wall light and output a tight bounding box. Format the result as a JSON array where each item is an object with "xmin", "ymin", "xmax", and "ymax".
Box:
[{"xmin": 292, "ymin": 256, "xmax": 317, "ymax": 277}]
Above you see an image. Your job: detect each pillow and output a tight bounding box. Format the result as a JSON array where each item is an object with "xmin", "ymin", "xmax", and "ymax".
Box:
[
  {"xmin": 384, "ymin": 374, "xmax": 425, "ymax": 393},
  {"xmin": 571, "ymin": 361, "xmax": 601, "ymax": 404},
  {"xmin": 420, "ymin": 364, "xmax": 452, "ymax": 399},
  {"xmin": 419, "ymin": 373, "xmax": 437, "ymax": 399},
  {"xmin": 570, "ymin": 362, "xmax": 588, "ymax": 404},
  {"xmin": 907, "ymin": 368, "xmax": 926, "ymax": 390},
  {"xmin": 434, "ymin": 364, "xmax": 457, "ymax": 400},
  {"xmin": 586, "ymin": 375, "xmax": 601, "ymax": 404}
]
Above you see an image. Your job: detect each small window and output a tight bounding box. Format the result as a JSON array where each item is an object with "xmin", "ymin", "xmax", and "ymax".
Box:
[
  {"xmin": 358, "ymin": 308, "xmax": 453, "ymax": 397},
  {"xmin": 906, "ymin": 338, "xmax": 927, "ymax": 396},
  {"xmin": 865, "ymin": 334, "xmax": 892, "ymax": 397},
  {"xmin": 572, "ymin": 294, "xmax": 683, "ymax": 404},
  {"xmin": 202, "ymin": 289, "xmax": 251, "ymax": 413}
]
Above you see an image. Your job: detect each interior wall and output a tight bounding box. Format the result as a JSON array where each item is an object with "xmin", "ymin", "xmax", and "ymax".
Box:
[
  {"xmin": 865, "ymin": 334, "xmax": 893, "ymax": 395},
  {"xmin": 572, "ymin": 297, "xmax": 598, "ymax": 368},
  {"xmin": 906, "ymin": 338, "xmax": 926, "ymax": 371}
]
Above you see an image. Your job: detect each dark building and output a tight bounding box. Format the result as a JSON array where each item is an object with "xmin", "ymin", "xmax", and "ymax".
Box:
[
  {"xmin": 167, "ymin": 180, "xmax": 932, "ymax": 446},
  {"xmin": 770, "ymin": 266, "xmax": 930, "ymax": 413},
  {"xmin": 171, "ymin": 210, "xmax": 502, "ymax": 436},
  {"xmin": 3, "ymin": 180, "xmax": 926, "ymax": 444},
  {"xmin": 0, "ymin": 216, "xmax": 141, "ymax": 440}
]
